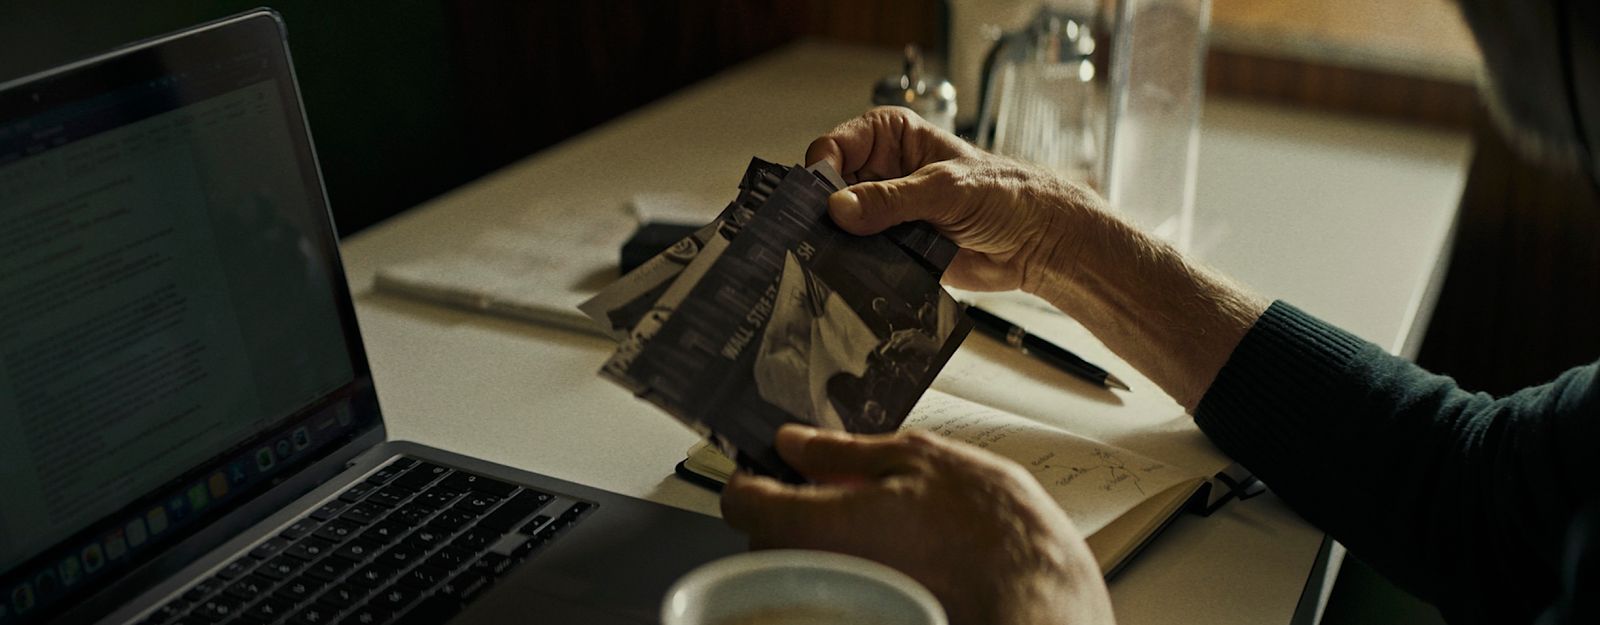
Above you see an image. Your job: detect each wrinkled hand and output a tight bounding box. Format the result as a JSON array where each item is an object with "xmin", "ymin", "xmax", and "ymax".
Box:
[
  {"xmin": 806, "ymin": 106, "xmax": 1106, "ymax": 294},
  {"xmin": 721, "ymin": 424, "xmax": 1115, "ymax": 625}
]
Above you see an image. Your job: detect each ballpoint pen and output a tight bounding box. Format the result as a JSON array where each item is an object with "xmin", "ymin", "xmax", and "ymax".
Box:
[{"xmin": 966, "ymin": 304, "xmax": 1131, "ymax": 391}]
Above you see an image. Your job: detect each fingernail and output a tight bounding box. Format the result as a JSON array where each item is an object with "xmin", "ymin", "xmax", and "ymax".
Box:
[{"xmin": 829, "ymin": 190, "xmax": 859, "ymax": 213}]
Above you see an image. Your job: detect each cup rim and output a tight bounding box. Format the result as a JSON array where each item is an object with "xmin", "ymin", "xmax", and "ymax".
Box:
[{"xmin": 661, "ymin": 549, "xmax": 947, "ymax": 625}]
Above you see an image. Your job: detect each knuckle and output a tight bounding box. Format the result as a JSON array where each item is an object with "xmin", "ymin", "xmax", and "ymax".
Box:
[
  {"xmin": 920, "ymin": 161, "xmax": 963, "ymax": 186},
  {"xmin": 805, "ymin": 136, "xmax": 834, "ymax": 156},
  {"xmin": 896, "ymin": 430, "xmax": 946, "ymax": 458},
  {"xmin": 867, "ymin": 104, "xmax": 914, "ymax": 123}
]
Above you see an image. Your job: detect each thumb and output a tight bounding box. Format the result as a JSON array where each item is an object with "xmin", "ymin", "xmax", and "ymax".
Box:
[
  {"xmin": 828, "ymin": 173, "xmax": 947, "ymax": 236},
  {"xmin": 775, "ymin": 424, "xmax": 913, "ymax": 481}
]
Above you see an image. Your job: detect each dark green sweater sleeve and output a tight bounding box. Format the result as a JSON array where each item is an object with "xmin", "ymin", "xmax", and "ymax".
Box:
[{"xmin": 1193, "ymin": 301, "xmax": 1600, "ymax": 625}]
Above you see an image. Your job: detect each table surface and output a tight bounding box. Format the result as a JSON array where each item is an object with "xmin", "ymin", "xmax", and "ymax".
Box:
[{"xmin": 339, "ymin": 41, "xmax": 1471, "ymax": 625}]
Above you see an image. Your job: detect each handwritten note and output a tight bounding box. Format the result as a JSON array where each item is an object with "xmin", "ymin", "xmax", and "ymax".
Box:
[{"xmin": 905, "ymin": 389, "xmax": 1201, "ymax": 536}]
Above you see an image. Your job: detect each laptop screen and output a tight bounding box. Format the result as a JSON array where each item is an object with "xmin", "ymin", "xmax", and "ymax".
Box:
[{"xmin": 0, "ymin": 14, "xmax": 379, "ymax": 624}]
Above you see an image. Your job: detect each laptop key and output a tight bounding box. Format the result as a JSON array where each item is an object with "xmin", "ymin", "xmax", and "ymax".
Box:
[
  {"xmin": 184, "ymin": 577, "xmax": 223, "ymax": 602},
  {"xmin": 364, "ymin": 471, "xmax": 399, "ymax": 488},
  {"xmin": 314, "ymin": 519, "xmax": 361, "ymax": 543},
  {"xmin": 361, "ymin": 520, "xmax": 410, "ymax": 545},
  {"xmin": 340, "ymin": 502, "xmax": 386, "ymax": 525},
  {"xmin": 340, "ymin": 604, "xmax": 392, "ymax": 625},
  {"xmin": 427, "ymin": 510, "xmax": 474, "ymax": 532},
  {"xmin": 404, "ymin": 528, "xmax": 445, "ymax": 549},
  {"xmin": 517, "ymin": 515, "xmax": 552, "ymax": 536},
  {"xmin": 391, "ymin": 504, "xmax": 432, "ymax": 525},
  {"xmin": 412, "ymin": 489, "xmax": 458, "ymax": 510},
  {"xmin": 275, "ymin": 576, "xmax": 326, "ymax": 604},
  {"xmin": 216, "ymin": 558, "xmax": 256, "ymax": 581},
  {"xmin": 470, "ymin": 553, "xmax": 512, "ymax": 578},
  {"xmin": 365, "ymin": 489, "xmax": 409, "ymax": 509},
  {"xmin": 452, "ymin": 527, "xmax": 500, "ymax": 551},
  {"xmin": 437, "ymin": 472, "xmax": 517, "ymax": 498},
  {"xmin": 280, "ymin": 518, "xmax": 323, "ymax": 541},
  {"xmin": 398, "ymin": 565, "xmax": 447, "ymax": 590},
  {"xmin": 286, "ymin": 537, "xmax": 336, "ymax": 561},
  {"xmin": 316, "ymin": 583, "xmax": 367, "ymax": 610},
  {"xmin": 378, "ymin": 543, "xmax": 423, "ymax": 567},
  {"xmin": 348, "ymin": 562, "xmax": 399, "ymax": 588},
  {"xmin": 338, "ymin": 482, "xmax": 380, "ymax": 503},
  {"xmin": 309, "ymin": 500, "xmax": 349, "ymax": 522},
  {"xmin": 250, "ymin": 537, "xmax": 293, "ymax": 560},
  {"xmin": 259, "ymin": 554, "xmax": 306, "ymax": 580},
  {"xmin": 244, "ymin": 597, "xmax": 293, "ymax": 622},
  {"xmin": 333, "ymin": 538, "xmax": 382, "ymax": 563},
  {"xmin": 392, "ymin": 463, "xmax": 448, "ymax": 490},
  {"xmin": 226, "ymin": 574, "xmax": 275, "ymax": 600},
  {"xmin": 194, "ymin": 595, "xmax": 245, "ymax": 621},
  {"xmin": 290, "ymin": 604, "xmax": 337, "ymax": 625},
  {"xmin": 303, "ymin": 555, "xmax": 357, "ymax": 582},
  {"xmin": 476, "ymin": 490, "xmax": 550, "ymax": 533},
  {"xmin": 368, "ymin": 586, "xmax": 419, "ymax": 613},
  {"xmin": 149, "ymin": 599, "xmax": 189, "ymax": 624},
  {"xmin": 423, "ymin": 547, "xmax": 471, "ymax": 572},
  {"xmin": 452, "ymin": 493, "xmax": 500, "ymax": 515}
]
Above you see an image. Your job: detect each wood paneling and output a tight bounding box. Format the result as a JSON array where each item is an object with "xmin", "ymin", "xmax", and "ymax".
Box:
[
  {"xmin": 1210, "ymin": 0, "xmax": 1480, "ymax": 83},
  {"xmin": 1204, "ymin": 48, "xmax": 1480, "ymax": 130}
]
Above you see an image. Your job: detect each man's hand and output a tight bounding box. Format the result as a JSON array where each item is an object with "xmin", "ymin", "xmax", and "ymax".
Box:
[
  {"xmin": 807, "ymin": 107, "xmax": 1268, "ymax": 410},
  {"xmin": 721, "ymin": 424, "xmax": 1116, "ymax": 625},
  {"xmin": 806, "ymin": 106, "xmax": 1105, "ymax": 295}
]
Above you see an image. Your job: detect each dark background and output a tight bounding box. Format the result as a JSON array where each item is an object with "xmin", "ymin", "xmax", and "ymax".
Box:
[
  {"xmin": 1, "ymin": 0, "xmax": 1594, "ymax": 426},
  {"xmin": 0, "ymin": 0, "xmax": 941, "ymax": 236}
]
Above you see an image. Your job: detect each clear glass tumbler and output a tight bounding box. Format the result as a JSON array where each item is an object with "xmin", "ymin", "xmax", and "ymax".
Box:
[{"xmin": 1102, "ymin": 0, "xmax": 1210, "ymax": 252}]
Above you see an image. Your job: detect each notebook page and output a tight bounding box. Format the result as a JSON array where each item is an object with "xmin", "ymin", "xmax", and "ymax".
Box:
[
  {"xmin": 931, "ymin": 295, "xmax": 1232, "ymax": 477},
  {"xmin": 905, "ymin": 389, "xmax": 1202, "ymax": 537}
]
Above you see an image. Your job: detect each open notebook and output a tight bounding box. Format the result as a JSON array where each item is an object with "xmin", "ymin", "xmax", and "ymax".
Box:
[{"xmin": 679, "ymin": 292, "xmax": 1256, "ymax": 576}]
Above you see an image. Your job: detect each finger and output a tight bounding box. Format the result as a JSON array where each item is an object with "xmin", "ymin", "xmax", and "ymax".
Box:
[
  {"xmin": 806, "ymin": 107, "xmax": 967, "ymax": 183},
  {"xmin": 827, "ymin": 170, "xmax": 953, "ymax": 236},
  {"xmin": 720, "ymin": 472, "xmax": 852, "ymax": 542},
  {"xmin": 805, "ymin": 109, "xmax": 910, "ymax": 183},
  {"xmin": 774, "ymin": 424, "xmax": 920, "ymax": 481}
]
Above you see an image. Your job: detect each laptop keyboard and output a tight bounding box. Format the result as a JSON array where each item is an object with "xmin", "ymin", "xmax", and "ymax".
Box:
[{"xmin": 136, "ymin": 457, "xmax": 595, "ymax": 625}]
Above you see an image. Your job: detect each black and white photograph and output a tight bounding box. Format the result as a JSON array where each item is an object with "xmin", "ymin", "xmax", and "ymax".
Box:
[{"xmin": 604, "ymin": 165, "xmax": 970, "ymax": 479}]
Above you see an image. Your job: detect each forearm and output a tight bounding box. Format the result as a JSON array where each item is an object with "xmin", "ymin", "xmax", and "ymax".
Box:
[
  {"xmin": 1023, "ymin": 197, "xmax": 1269, "ymax": 411},
  {"xmin": 1195, "ymin": 302, "xmax": 1600, "ymax": 623}
]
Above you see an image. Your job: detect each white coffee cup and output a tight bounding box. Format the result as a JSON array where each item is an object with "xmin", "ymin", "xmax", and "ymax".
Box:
[{"xmin": 661, "ymin": 550, "xmax": 947, "ymax": 625}]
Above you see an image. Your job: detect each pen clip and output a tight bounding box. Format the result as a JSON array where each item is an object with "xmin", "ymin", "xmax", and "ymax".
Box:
[{"xmin": 1005, "ymin": 325, "xmax": 1026, "ymax": 348}]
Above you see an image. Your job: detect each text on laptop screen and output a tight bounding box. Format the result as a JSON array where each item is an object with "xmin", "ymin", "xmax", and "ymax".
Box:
[{"xmin": 0, "ymin": 28, "xmax": 363, "ymax": 608}]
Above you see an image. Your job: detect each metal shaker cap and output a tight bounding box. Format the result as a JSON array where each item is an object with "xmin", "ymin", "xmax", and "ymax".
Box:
[{"xmin": 873, "ymin": 45, "xmax": 957, "ymax": 132}]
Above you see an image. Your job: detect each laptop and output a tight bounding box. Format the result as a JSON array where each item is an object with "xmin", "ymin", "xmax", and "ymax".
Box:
[{"xmin": 0, "ymin": 10, "xmax": 745, "ymax": 625}]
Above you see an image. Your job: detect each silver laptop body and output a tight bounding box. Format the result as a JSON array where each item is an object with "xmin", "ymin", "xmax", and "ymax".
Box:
[{"xmin": 0, "ymin": 11, "xmax": 743, "ymax": 625}]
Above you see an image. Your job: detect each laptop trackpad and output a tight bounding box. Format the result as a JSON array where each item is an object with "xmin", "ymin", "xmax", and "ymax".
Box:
[{"xmin": 452, "ymin": 499, "xmax": 746, "ymax": 623}]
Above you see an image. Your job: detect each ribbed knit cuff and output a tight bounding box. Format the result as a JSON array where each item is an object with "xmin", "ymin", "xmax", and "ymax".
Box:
[{"xmin": 1193, "ymin": 301, "xmax": 1370, "ymax": 472}]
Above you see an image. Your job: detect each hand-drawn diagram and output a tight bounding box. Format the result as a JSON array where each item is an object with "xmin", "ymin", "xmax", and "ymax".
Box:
[{"xmin": 1027, "ymin": 448, "xmax": 1168, "ymax": 496}]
